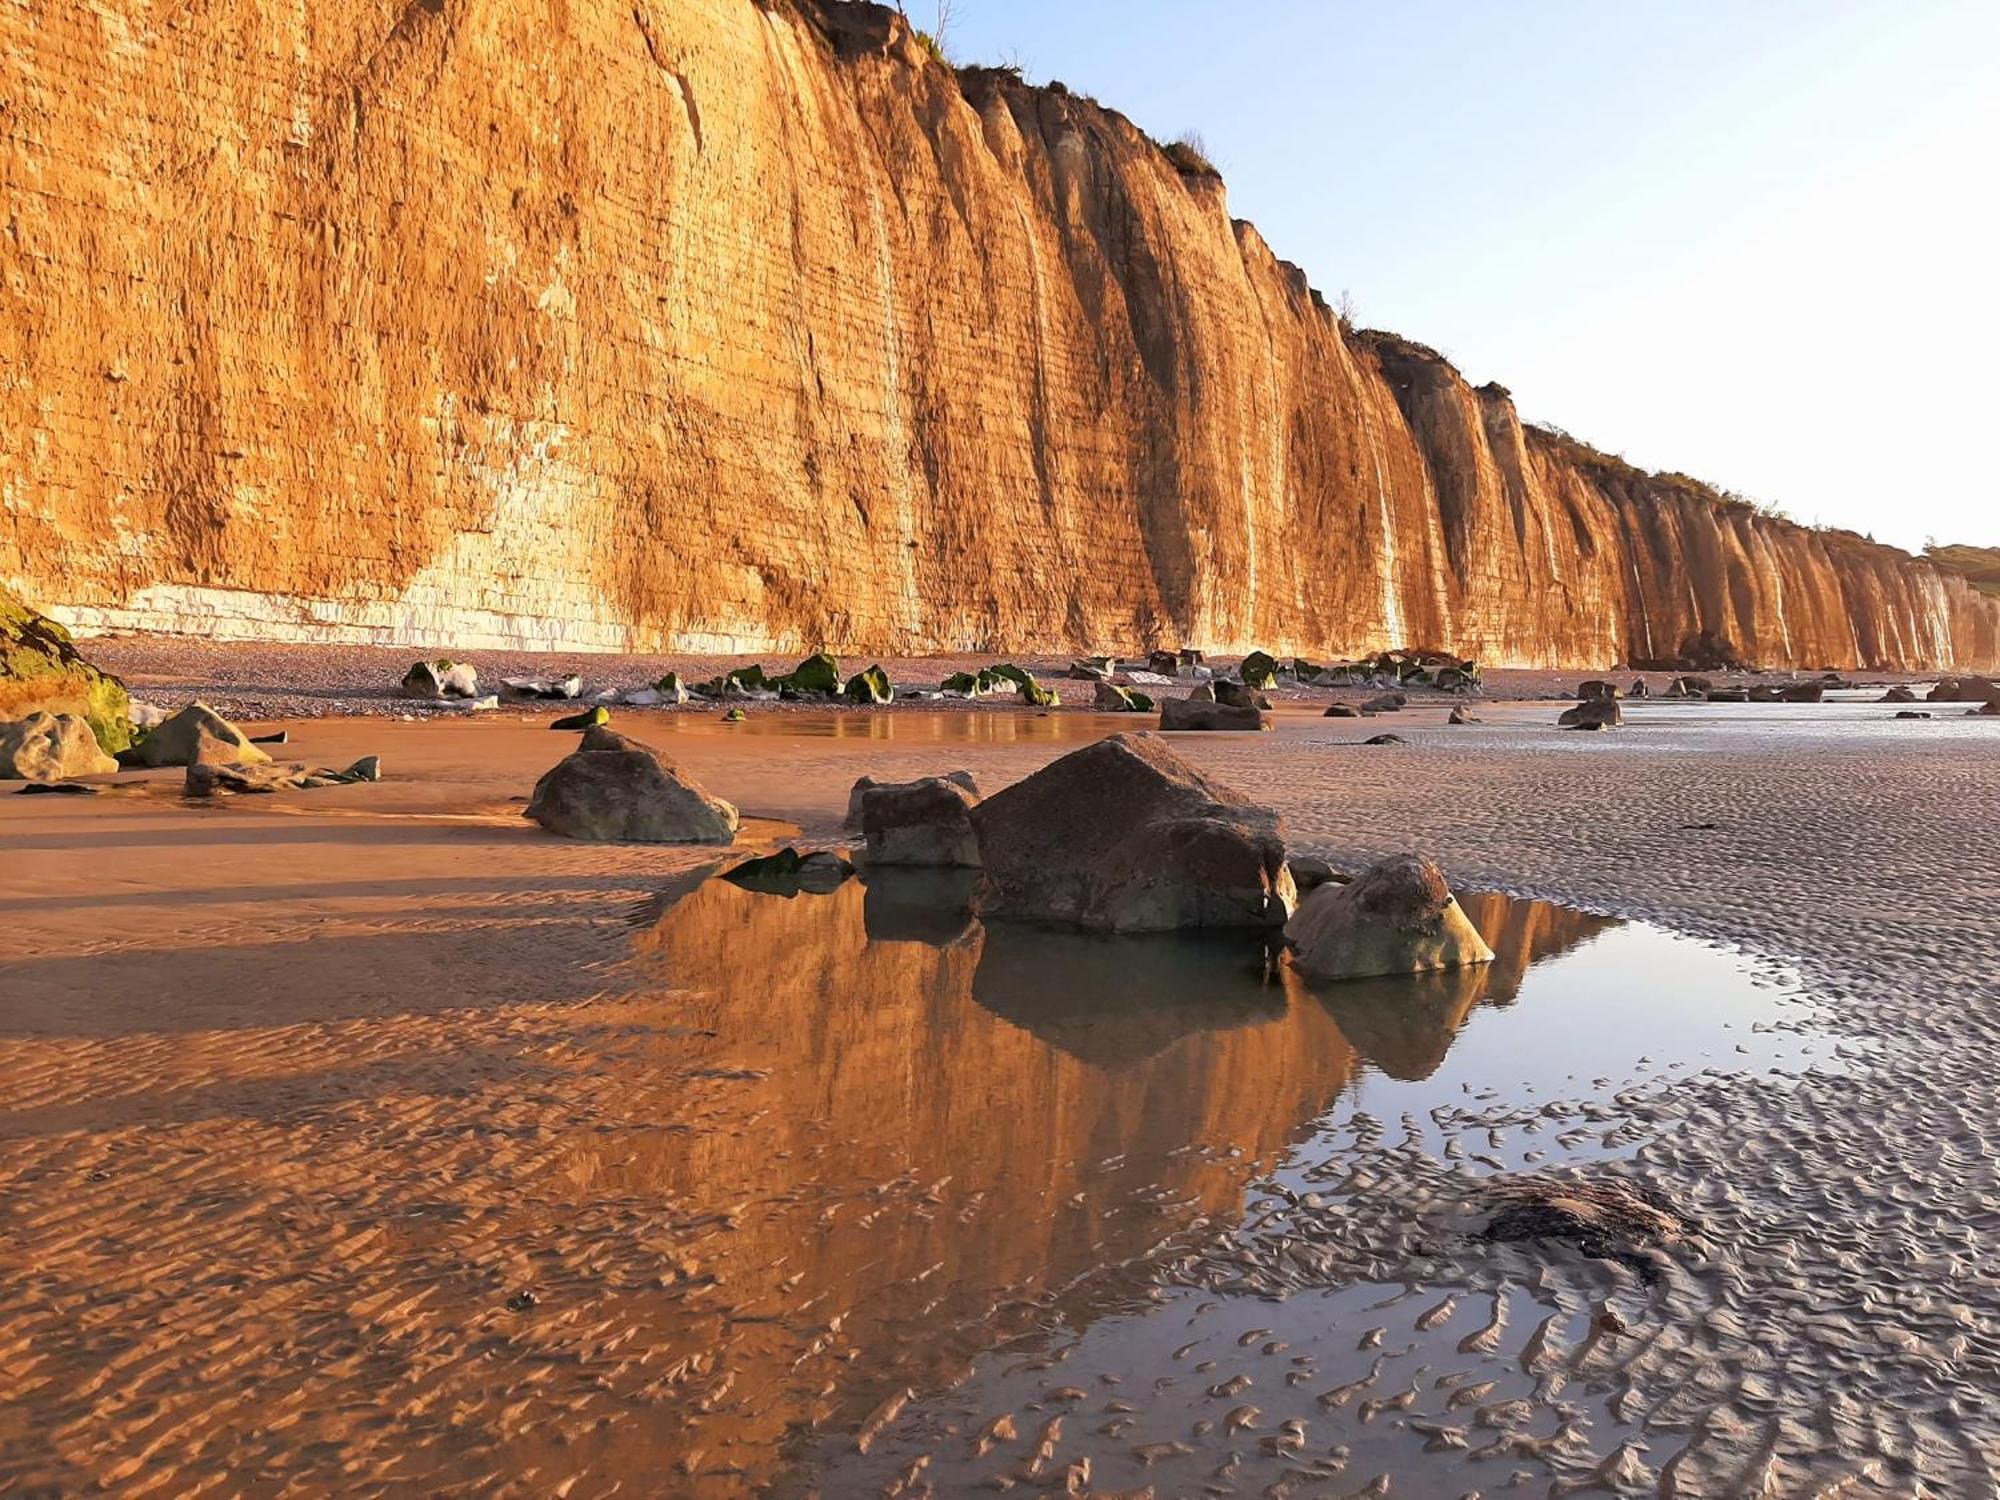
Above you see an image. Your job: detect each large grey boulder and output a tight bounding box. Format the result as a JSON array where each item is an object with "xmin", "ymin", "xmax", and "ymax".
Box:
[
  {"xmin": 845, "ymin": 769, "xmax": 979, "ymax": 828},
  {"xmin": 1285, "ymin": 853, "xmax": 1495, "ymax": 982},
  {"xmin": 0, "ymin": 712, "xmax": 118, "ymax": 782},
  {"xmin": 526, "ymin": 728, "xmax": 737, "ymax": 844},
  {"xmin": 1558, "ymin": 698, "xmax": 1623, "ymax": 729},
  {"xmin": 1160, "ymin": 696, "xmax": 1268, "ymax": 731},
  {"xmin": 967, "ymin": 732, "xmax": 1294, "ymax": 932},
  {"xmin": 860, "ymin": 776, "xmax": 982, "ymax": 867},
  {"xmin": 119, "ymin": 703, "xmax": 271, "ymax": 768}
]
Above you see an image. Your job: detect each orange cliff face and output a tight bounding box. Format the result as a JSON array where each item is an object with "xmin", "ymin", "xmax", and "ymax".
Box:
[{"xmin": 2, "ymin": 0, "xmax": 1993, "ymax": 670}]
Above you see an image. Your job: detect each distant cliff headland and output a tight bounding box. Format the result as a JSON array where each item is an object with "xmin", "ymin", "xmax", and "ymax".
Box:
[{"xmin": 2, "ymin": 0, "xmax": 1994, "ymax": 670}]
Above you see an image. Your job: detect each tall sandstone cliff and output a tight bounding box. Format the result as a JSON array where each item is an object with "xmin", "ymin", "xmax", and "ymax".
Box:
[{"xmin": 3, "ymin": 0, "xmax": 1995, "ymax": 669}]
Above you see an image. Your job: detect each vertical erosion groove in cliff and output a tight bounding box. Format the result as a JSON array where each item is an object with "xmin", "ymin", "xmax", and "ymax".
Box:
[{"xmin": 0, "ymin": 0, "xmax": 1993, "ymax": 669}]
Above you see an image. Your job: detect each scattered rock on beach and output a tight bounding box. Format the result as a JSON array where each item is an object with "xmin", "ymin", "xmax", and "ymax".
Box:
[
  {"xmin": 1779, "ymin": 683, "xmax": 1824, "ymax": 702},
  {"xmin": 1284, "ymin": 853, "xmax": 1494, "ymax": 982},
  {"xmin": 1927, "ymin": 675, "xmax": 1998, "ymax": 703},
  {"xmin": 844, "ymin": 664, "xmax": 893, "ymax": 704},
  {"xmin": 1288, "ymin": 855, "xmax": 1340, "ymax": 893},
  {"xmin": 1160, "ymin": 697, "xmax": 1268, "ymax": 732},
  {"xmin": 1973, "ymin": 701, "xmax": 2000, "ymax": 717},
  {"xmin": 1880, "ymin": 685, "xmax": 1918, "ymax": 703},
  {"xmin": 525, "ymin": 727, "xmax": 738, "ymax": 844},
  {"xmin": 1213, "ymin": 679, "xmax": 1272, "ymax": 710},
  {"xmin": 1323, "ymin": 703, "xmax": 1361, "ymax": 718},
  {"xmin": 1447, "ymin": 705, "xmax": 1480, "ymax": 725},
  {"xmin": 402, "ymin": 659, "xmax": 479, "ymax": 699},
  {"xmin": 968, "ymin": 732, "xmax": 1294, "ymax": 932},
  {"xmin": 1664, "ymin": 675, "xmax": 1712, "ymax": 698},
  {"xmin": 0, "ymin": 711, "xmax": 118, "ymax": 782},
  {"xmin": 185, "ymin": 758, "xmax": 381, "ymax": 797},
  {"xmin": 1559, "ymin": 698, "xmax": 1623, "ymax": 729},
  {"xmin": 1364, "ymin": 732, "xmax": 1407, "ymax": 745},
  {"xmin": 1578, "ymin": 679, "xmax": 1620, "ymax": 701},
  {"xmin": 1361, "ymin": 692, "xmax": 1407, "ymax": 714},
  {"xmin": 119, "ymin": 702, "xmax": 271, "ymax": 768},
  {"xmin": 860, "ymin": 776, "xmax": 983, "ymax": 867},
  {"xmin": 503, "ymin": 674, "xmax": 584, "ymax": 700},
  {"xmin": 1895, "ymin": 710, "xmax": 1932, "ymax": 720}
]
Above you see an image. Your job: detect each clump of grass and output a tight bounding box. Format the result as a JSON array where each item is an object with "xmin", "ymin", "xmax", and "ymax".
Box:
[{"xmin": 1162, "ymin": 130, "xmax": 1219, "ymax": 178}]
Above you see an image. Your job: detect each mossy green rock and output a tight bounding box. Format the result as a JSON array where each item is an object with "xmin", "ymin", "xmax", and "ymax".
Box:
[
  {"xmin": 1018, "ymin": 679, "xmax": 1060, "ymax": 708},
  {"xmin": 986, "ymin": 663, "xmax": 1034, "ymax": 691},
  {"xmin": 552, "ymin": 705, "xmax": 611, "ymax": 730},
  {"xmin": 940, "ymin": 671, "xmax": 986, "ymax": 696},
  {"xmin": 844, "ymin": 664, "xmax": 892, "ymax": 704},
  {"xmin": 0, "ymin": 585, "xmax": 131, "ymax": 753},
  {"xmin": 778, "ymin": 652, "xmax": 842, "ymax": 696},
  {"xmin": 1240, "ymin": 651, "xmax": 1279, "ymax": 689}
]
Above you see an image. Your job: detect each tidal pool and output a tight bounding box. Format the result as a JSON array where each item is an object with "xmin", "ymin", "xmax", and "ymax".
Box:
[{"xmin": 620, "ymin": 872, "xmax": 1828, "ymax": 1494}]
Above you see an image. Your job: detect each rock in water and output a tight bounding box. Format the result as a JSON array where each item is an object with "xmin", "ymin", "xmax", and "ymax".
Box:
[
  {"xmin": 1447, "ymin": 705, "xmax": 1479, "ymax": 725},
  {"xmin": 845, "ymin": 769, "xmax": 979, "ymax": 829},
  {"xmin": 1093, "ymin": 679, "xmax": 1153, "ymax": 712},
  {"xmin": 1323, "ymin": 703, "xmax": 1361, "ymax": 718},
  {"xmin": 551, "ymin": 705, "xmax": 611, "ymax": 730},
  {"xmin": 1578, "ymin": 679, "xmax": 1620, "ymax": 701},
  {"xmin": 0, "ymin": 711, "xmax": 119, "ymax": 782},
  {"xmin": 860, "ymin": 776, "xmax": 982, "ymax": 867},
  {"xmin": 525, "ymin": 728, "xmax": 738, "ymax": 844},
  {"xmin": 1880, "ymin": 685, "xmax": 1918, "ymax": 703},
  {"xmin": 967, "ymin": 731, "xmax": 1294, "ymax": 932},
  {"xmin": 1558, "ymin": 698, "xmax": 1623, "ymax": 729},
  {"xmin": 0, "ymin": 585, "xmax": 132, "ymax": 753},
  {"xmin": 119, "ymin": 703, "xmax": 272, "ymax": 768},
  {"xmin": 1779, "ymin": 682, "xmax": 1824, "ymax": 702},
  {"xmin": 726, "ymin": 847, "xmax": 854, "ymax": 893},
  {"xmin": 1159, "ymin": 697, "xmax": 1268, "ymax": 731},
  {"xmin": 1284, "ymin": 853, "xmax": 1495, "ymax": 981},
  {"xmin": 1928, "ymin": 675, "xmax": 1999, "ymax": 703}
]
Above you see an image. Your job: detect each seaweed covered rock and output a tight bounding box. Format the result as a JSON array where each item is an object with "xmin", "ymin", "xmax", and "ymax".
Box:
[
  {"xmin": 778, "ymin": 652, "xmax": 842, "ymax": 696},
  {"xmin": 0, "ymin": 711, "xmax": 119, "ymax": 782},
  {"xmin": 119, "ymin": 703, "xmax": 271, "ymax": 768},
  {"xmin": 0, "ymin": 585, "xmax": 131, "ymax": 753},
  {"xmin": 967, "ymin": 732, "xmax": 1294, "ymax": 932},
  {"xmin": 1284, "ymin": 853, "xmax": 1494, "ymax": 981},
  {"xmin": 725, "ymin": 846, "xmax": 855, "ymax": 893},
  {"xmin": 526, "ymin": 728, "xmax": 737, "ymax": 844},
  {"xmin": 1093, "ymin": 680, "xmax": 1153, "ymax": 712},
  {"xmin": 844, "ymin": 664, "xmax": 893, "ymax": 704},
  {"xmin": 1478, "ymin": 1176, "xmax": 1695, "ymax": 1284},
  {"xmin": 1239, "ymin": 651, "xmax": 1279, "ymax": 689},
  {"xmin": 860, "ymin": 776, "xmax": 982, "ymax": 867}
]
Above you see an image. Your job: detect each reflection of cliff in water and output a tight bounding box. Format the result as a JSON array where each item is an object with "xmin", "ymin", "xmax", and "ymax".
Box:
[{"xmin": 571, "ymin": 875, "xmax": 1617, "ymax": 1491}]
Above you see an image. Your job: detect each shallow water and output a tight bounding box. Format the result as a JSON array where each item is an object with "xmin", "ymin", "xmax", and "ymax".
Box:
[{"xmin": 620, "ymin": 873, "xmax": 1825, "ymax": 1493}]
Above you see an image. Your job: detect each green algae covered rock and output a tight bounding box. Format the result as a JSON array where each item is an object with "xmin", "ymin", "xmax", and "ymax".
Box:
[
  {"xmin": 552, "ymin": 705, "xmax": 611, "ymax": 731},
  {"xmin": 940, "ymin": 671, "xmax": 985, "ymax": 697},
  {"xmin": 778, "ymin": 652, "xmax": 842, "ymax": 696},
  {"xmin": 1240, "ymin": 651, "xmax": 1279, "ymax": 689},
  {"xmin": 1018, "ymin": 678, "xmax": 1061, "ymax": 708},
  {"xmin": 844, "ymin": 664, "xmax": 893, "ymax": 704},
  {"xmin": 1, "ymin": 585, "xmax": 131, "ymax": 753}
]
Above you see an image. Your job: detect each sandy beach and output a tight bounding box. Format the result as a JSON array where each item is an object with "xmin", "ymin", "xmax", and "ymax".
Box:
[{"xmin": 3, "ymin": 679, "xmax": 1995, "ymax": 1496}]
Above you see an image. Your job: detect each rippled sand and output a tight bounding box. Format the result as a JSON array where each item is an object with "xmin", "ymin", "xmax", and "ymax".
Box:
[{"xmin": 2, "ymin": 701, "xmax": 1994, "ymax": 1495}]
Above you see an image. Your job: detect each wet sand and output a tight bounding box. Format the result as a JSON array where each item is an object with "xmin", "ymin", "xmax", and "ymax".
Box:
[{"xmin": 2, "ymin": 699, "xmax": 1996, "ymax": 1495}]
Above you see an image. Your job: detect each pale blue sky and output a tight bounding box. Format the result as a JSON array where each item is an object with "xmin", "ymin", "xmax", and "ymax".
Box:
[{"xmin": 941, "ymin": 0, "xmax": 1997, "ymax": 551}]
